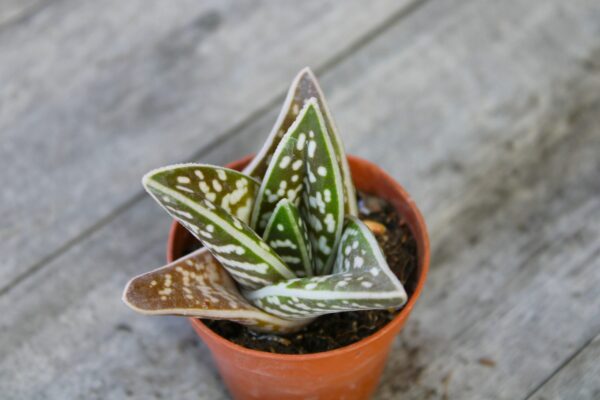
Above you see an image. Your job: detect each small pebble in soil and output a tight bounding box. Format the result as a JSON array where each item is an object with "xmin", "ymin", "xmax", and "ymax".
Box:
[{"xmin": 201, "ymin": 191, "xmax": 419, "ymax": 354}]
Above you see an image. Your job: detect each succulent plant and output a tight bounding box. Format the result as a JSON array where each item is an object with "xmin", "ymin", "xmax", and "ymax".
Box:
[{"xmin": 123, "ymin": 68, "xmax": 407, "ymax": 334}]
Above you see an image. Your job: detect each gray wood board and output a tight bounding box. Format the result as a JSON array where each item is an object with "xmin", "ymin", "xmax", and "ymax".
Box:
[
  {"xmin": 528, "ymin": 333, "xmax": 600, "ymax": 400},
  {"xmin": 0, "ymin": 0, "xmax": 420, "ymax": 290},
  {"xmin": 1, "ymin": 0, "xmax": 600, "ymax": 399}
]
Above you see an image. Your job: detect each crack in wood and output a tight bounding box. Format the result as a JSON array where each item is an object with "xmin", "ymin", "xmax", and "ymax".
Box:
[{"xmin": 0, "ymin": 0, "xmax": 432, "ymax": 298}]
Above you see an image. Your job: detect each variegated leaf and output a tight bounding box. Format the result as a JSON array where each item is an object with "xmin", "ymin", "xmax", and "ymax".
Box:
[
  {"xmin": 143, "ymin": 164, "xmax": 259, "ymax": 224},
  {"xmin": 250, "ymin": 101, "xmax": 312, "ymax": 233},
  {"xmin": 123, "ymin": 248, "xmax": 310, "ymax": 333},
  {"xmin": 263, "ymin": 199, "xmax": 313, "ymax": 278},
  {"xmin": 299, "ymin": 100, "xmax": 345, "ymax": 275},
  {"xmin": 244, "ymin": 217, "xmax": 407, "ymax": 320},
  {"xmin": 143, "ymin": 166, "xmax": 296, "ymax": 290},
  {"xmin": 251, "ymin": 100, "xmax": 345, "ymax": 274},
  {"xmin": 244, "ymin": 67, "xmax": 358, "ymax": 216}
]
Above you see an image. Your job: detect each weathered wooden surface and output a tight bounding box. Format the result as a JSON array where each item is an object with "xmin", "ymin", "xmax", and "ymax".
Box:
[
  {"xmin": 529, "ymin": 333, "xmax": 600, "ymax": 400},
  {"xmin": 0, "ymin": 0, "xmax": 417, "ymax": 289},
  {"xmin": 1, "ymin": 0, "xmax": 600, "ymax": 399}
]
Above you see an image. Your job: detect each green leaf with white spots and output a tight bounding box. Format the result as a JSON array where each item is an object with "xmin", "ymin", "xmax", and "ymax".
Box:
[
  {"xmin": 263, "ymin": 199, "xmax": 313, "ymax": 278},
  {"xmin": 251, "ymin": 100, "xmax": 345, "ymax": 275},
  {"xmin": 123, "ymin": 248, "xmax": 311, "ymax": 333},
  {"xmin": 125, "ymin": 70, "xmax": 411, "ymax": 335},
  {"xmin": 298, "ymin": 101, "xmax": 345, "ymax": 275},
  {"xmin": 244, "ymin": 217, "xmax": 407, "ymax": 320},
  {"xmin": 143, "ymin": 164, "xmax": 259, "ymax": 224},
  {"xmin": 244, "ymin": 67, "xmax": 358, "ymax": 216},
  {"xmin": 250, "ymin": 101, "xmax": 313, "ymax": 234},
  {"xmin": 143, "ymin": 165, "xmax": 296, "ymax": 290}
]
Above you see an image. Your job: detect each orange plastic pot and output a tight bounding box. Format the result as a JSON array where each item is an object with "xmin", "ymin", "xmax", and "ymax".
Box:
[{"xmin": 167, "ymin": 155, "xmax": 430, "ymax": 400}]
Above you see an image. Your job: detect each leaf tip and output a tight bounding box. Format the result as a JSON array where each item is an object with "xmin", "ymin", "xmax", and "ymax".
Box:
[
  {"xmin": 121, "ymin": 275, "xmax": 144, "ymax": 313},
  {"xmin": 298, "ymin": 66, "xmax": 316, "ymax": 79}
]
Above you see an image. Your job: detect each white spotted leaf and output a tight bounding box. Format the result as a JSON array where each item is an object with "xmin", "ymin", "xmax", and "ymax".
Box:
[
  {"xmin": 251, "ymin": 100, "xmax": 345, "ymax": 276},
  {"xmin": 143, "ymin": 164, "xmax": 259, "ymax": 223},
  {"xmin": 123, "ymin": 248, "xmax": 310, "ymax": 333},
  {"xmin": 125, "ymin": 70, "xmax": 411, "ymax": 335},
  {"xmin": 143, "ymin": 165, "xmax": 296, "ymax": 290},
  {"xmin": 244, "ymin": 67, "xmax": 357, "ymax": 216},
  {"xmin": 263, "ymin": 199, "xmax": 313, "ymax": 278},
  {"xmin": 244, "ymin": 217, "xmax": 407, "ymax": 320},
  {"xmin": 250, "ymin": 101, "xmax": 313, "ymax": 233},
  {"xmin": 299, "ymin": 101, "xmax": 345, "ymax": 275}
]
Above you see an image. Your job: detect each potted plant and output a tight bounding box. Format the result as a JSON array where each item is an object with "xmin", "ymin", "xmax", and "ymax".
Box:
[{"xmin": 123, "ymin": 68, "xmax": 429, "ymax": 400}]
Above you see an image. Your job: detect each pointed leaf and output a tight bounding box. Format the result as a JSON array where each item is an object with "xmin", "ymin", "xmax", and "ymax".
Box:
[
  {"xmin": 123, "ymin": 248, "xmax": 309, "ymax": 333},
  {"xmin": 244, "ymin": 67, "xmax": 357, "ymax": 216},
  {"xmin": 250, "ymin": 102, "xmax": 312, "ymax": 233},
  {"xmin": 244, "ymin": 217, "xmax": 407, "ymax": 320},
  {"xmin": 142, "ymin": 164, "xmax": 259, "ymax": 224},
  {"xmin": 143, "ymin": 165, "xmax": 296, "ymax": 290},
  {"xmin": 299, "ymin": 101, "xmax": 345, "ymax": 275},
  {"xmin": 263, "ymin": 199, "xmax": 313, "ymax": 278},
  {"xmin": 251, "ymin": 101, "xmax": 345, "ymax": 274}
]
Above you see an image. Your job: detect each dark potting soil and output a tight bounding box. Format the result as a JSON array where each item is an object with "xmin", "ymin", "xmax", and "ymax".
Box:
[{"xmin": 185, "ymin": 192, "xmax": 419, "ymax": 354}]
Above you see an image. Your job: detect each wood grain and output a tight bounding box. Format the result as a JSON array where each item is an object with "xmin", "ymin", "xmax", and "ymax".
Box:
[
  {"xmin": 528, "ymin": 333, "xmax": 600, "ymax": 400},
  {"xmin": 0, "ymin": 0, "xmax": 421, "ymax": 290},
  {"xmin": 1, "ymin": 0, "xmax": 600, "ymax": 399}
]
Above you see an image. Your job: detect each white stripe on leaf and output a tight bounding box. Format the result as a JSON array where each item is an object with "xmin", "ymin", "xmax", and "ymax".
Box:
[
  {"xmin": 263, "ymin": 199, "xmax": 313, "ymax": 278},
  {"xmin": 142, "ymin": 164, "xmax": 259, "ymax": 224},
  {"xmin": 244, "ymin": 217, "xmax": 407, "ymax": 319},
  {"xmin": 298, "ymin": 102, "xmax": 344, "ymax": 275},
  {"xmin": 143, "ymin": 172, "xmax": 296, "ymax": 290},
  {"xmin": 123, "ymin": 248, "xmax": 311, "ymax": 333},
  {"xmin": 243, "ymin": 67, "xmax": 357, "ymax": 216}
]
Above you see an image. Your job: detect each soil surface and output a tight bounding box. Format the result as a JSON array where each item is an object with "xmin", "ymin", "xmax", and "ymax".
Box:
[{"xmin": 188, "ymin": 192, "xmax": 418, "ymax": 354}]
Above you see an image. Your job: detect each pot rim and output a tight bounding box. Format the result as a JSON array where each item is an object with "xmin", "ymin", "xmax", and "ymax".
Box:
[{"xmin": 168, "ymin": 154, "xmax": 430, "ymax": 361}]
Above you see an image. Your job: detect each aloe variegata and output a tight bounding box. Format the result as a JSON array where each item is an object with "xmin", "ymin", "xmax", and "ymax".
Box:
[{"xmin": 123, "ymin": 68, "xmax": 408, "ymax": 333}]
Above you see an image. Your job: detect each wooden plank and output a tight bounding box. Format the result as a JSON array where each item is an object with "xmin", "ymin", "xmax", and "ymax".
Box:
[
  {"xmin": 0, "ymin": 199, "xmax": 232, "ymax": 399},
  {"xmin": 363, "ymin": 0, "xmax": 600, "ymax": 397},
  {"xmin": 16, "ymin": 199, "xmax": 593, "ymax": 400},
  {"xmin": 528, "ymin": 333, "xmax": 600, "ymax": 400},
  {"xmin": 0, "ymin": 0, "xmax": 48, "ymax": 28},
  {"xmin": 2, "ymin": 0, "xmax": 600, "ymax": 398},
  {"xmin": 379, "ymin": 201, "xmax": 600, "ymax": 399},
  {"xmin": 0, "ymin": 0, "xmax": 420, "ymax": 289}
]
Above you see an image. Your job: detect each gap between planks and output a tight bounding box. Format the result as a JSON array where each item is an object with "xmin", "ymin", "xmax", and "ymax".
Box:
[
  {"xmin": 2, "ymin": 0, "xmax": 599, "ymax": 397},
  {"xmin": 523, "ymin": 327, "xmax": 600, "ymax": 400},
  {"xmin": 0, "ymin": 0, "xmax": 432, "ymax": 298}
]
